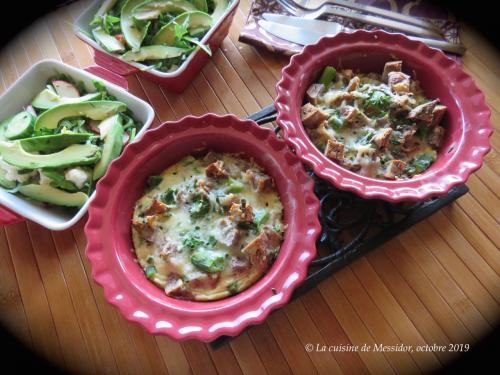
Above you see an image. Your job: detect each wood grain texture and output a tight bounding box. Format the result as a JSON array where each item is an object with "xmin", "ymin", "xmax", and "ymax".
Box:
[{"xmin": 0, "ymin": 1, "xmax": 499, "ymax": 374}]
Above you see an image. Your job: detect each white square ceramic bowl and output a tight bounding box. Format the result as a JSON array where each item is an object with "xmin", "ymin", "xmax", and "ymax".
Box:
[
  {"xmin": 74, "ymin": 0, "xmax": 240, "ymax": 92},
  {"xmin": 0, "ymin": 59, "xmax": 155, "ymax": 230}
]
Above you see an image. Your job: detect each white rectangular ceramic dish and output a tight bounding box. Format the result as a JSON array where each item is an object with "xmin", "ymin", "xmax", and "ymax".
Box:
[{"xmin": 0, "ymin": 59, "xmax": 155, "ymax": 230}]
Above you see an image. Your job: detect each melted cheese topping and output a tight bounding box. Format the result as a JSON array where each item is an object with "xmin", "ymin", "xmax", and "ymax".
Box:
[{"xmin": 132, "ymin": 153, "xmax": 284, "ymax": 301}]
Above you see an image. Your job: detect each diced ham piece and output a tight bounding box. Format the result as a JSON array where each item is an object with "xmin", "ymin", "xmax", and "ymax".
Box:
[
  {"xmin": 301, "ymin": 103, "xmax": 328, "ymax": 129},
  {"xmin": 431, "ymin": 105, "xmax": 447, "ymax": 127},
  {"xmin": 428, "ymin": 126, "xmax": 445, "ymax": 148},
  {"xmin": 306, "ymin": 122, "xmax": 334, "ymax": 147},
  {"xmin": 384, "ymin": 160, "xmax": 407, "ymax": 179},
  {"xmin": 306, "ymin": 83, "xmax": 325, "ymax": 105},
  {"xmin": 229, "ymin": 202, "xmax": 254, "ymax": 224},
  {"xmin": 341, "ymin": 105, "xmax": 371, "ymax": 127},
  {"xmin": 324, "ymin": 138, "xmax": 345, "ymax": 162},
  {"xmin": 346, "ymin": 76, "xmax": 360, "ymax": 92},
  {"xmin": 165, "ymin": 274, "xmax": 191, "ymax": 299},
  {"xmin": 143, "ymin": 199, "xmax": 168, "ymax": 216},
  {"xmin": 205, "ymin": 160, "xmax": 228, "ymax": 179},
  {"xmin": 186, "ymin": 271, "xmax": 220, "ymax": 290},
  {"xmin": 230, "ymin": 256, "xmax": 251, "ymax": 274},
  {"xmin": 388, "ymin": 71, "xmax": 410, "ymax": 93},
  {"xmin": 372, "ymin": 128, "xmax": 393, "ymax": 149},
  {"xmin": 382, "ymin": 61, "xmax": 403, "ymax": 82},
  {"xmin": 218, "ymin": 219, "xmax": 242, "ymax": 247},
  {"xmin": 390, "ymin": 95, "xmax": 415, "ymax": 114},
  {"xmin": 407, "ymin": 100, "xmax": 438, "ymax": 124},
  {"xmin": 402, "ymin": 126, "xmax": 418, "ymax": 152}
]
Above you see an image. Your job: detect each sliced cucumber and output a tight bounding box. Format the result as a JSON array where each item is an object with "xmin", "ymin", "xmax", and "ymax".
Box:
[
  {"xmin": 152, "ymin": 11, "xmax": 212, "ymax": 45},
  {"xmin": 0, "ymin": 116, "xmax": 12, "ymax": 141},
  {"xmin": 5, "ymin": 111, "xmax": 35, "ymax": 140},
  {"xmin": 92, "ymin": 27, "xmax": 125, "ymax": 53},
  {"xmin": 121, "ymin": 45, "xmax": 186, "ymax": 61}
]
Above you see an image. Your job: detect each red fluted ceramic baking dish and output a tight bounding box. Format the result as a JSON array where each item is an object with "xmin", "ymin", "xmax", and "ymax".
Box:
[
  {"xmin": 84, "ymin": 114, "xmax": 321, "ymax": 341},
  {"xmin": 275, "ymin": 30, "xmax": 492, "ymax": 202},
  {"xmin": 74, "ymin": 0, "xmax": 239, "ymax": 93}
]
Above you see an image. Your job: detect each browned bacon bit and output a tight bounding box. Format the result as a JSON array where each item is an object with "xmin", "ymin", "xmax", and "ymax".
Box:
[
  {"xmin": 346, "ymin": 76, "xmax": 360, "ymax": 92},
  {"xmin": 382, "ymin": 61, "xmax": 403, "ymax": 82},
  {"xmin": 388, "ymin": 71, "xmax": 410, "ymax": 93},
  {"xmin": 205, "ymin": 160, "xmax": 228, "ymax": 179},
  {"xmin": 408, "ymin": 100, "xmax": 438, "ymax": 124},
  {"xmin": 384, "ymin": 160, "xmax": 407, "ymax": 179},
  {"xmin": 372, "ymin": 128, "xmax": 393, "ymax": 149},
  {"xmin": 132, "ymin": 216, "xmax": 156, "ymax": 242},
  {"xmin": 428, "ymin": 126, "xmax": 445, "ymax": 148},
  {"xmin": 341, "ymin": 69, "xmax": 354, "ymax": 81},
  {"xmin": 143, "ymin": 199, "xmax": 168, "ymax": 216},
  {"xmin": 242, "ymin": 229, "xmax": 282, "ymax": 270},
  {"xmin": 390, "ymin": 95, "xmax": 414, "ymax": 114},
  {"xmin": 324, "ymin": 138, "xmax": 345, "ymax": 162},
  {"xmin": 229, "ymin": 202, "xmax": 254, "ymax": 223},
  {"xmin": 218, "ymin": 193, "xmax": 240, "ymax": 208},
  {"xmin": 306, "ymin": 83, "xmax": 325, "ymax": 105},
  {"xmin": 301, "ymin": 103, "xmax": 328, "ymax": 129},
  {"xmin": 244, "ymin": 169, "xmax": 274, "ymax": 192},
  {"xmin": 341, "ymin": 106, "xmax": 371, "ymax": 127}
]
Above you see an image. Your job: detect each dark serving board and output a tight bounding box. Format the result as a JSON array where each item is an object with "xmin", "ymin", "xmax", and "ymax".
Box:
[{"xmin": 210, "ymin": 105, "xmax": 468, "ymax": 348}]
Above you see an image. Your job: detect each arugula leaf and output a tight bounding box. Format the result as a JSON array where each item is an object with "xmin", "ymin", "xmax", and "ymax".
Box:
[{"xmin": 183, "ymin": 36, "xmax": 212, "ymax": 56}]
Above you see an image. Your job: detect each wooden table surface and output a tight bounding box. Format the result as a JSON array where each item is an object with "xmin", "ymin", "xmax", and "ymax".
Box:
[{"xmin": 0, "ymin": 1, "xmax": 499, "ymax": 374}]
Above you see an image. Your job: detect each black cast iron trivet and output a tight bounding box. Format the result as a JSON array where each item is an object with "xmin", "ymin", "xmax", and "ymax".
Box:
[{"xmin": 210, "ymin": 105, "xmax": 468, "ymax": 348}]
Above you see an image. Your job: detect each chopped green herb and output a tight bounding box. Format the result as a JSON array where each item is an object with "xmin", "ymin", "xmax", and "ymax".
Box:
[
  {"xmin": 189, "ymin": 195, "xmax": 210, "ymax": 218},
  {"xmin": 183, "ymin": 233, "xmax": 205, "ymax": 250},
  {"xmin": 227, "ymin": 280, "xmax": 239, "ymax": 295},
  {"xmin": 145, "ymin": 265, "xmax": 156, "ymax": 279},
  {"xmin": 225, "ymin": 178, "xmax": 244, "ymax": 193},
  {"xmin": 363, "ymin": 90, "xmax": 391, "ymax": 118},
  {"xmin": 254, "ymin": 209, "xmax": 270, "ymax": 227},
  {"xmin": 160, "ymin": 188, "xmax": 177, "ymax": 206},
  {"xmin": 206, "ymin": 235, "xmax": 218, "ymax": 248}
]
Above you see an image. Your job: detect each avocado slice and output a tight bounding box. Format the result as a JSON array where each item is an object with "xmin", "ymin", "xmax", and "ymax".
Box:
[
  {"xmin": 92, "ymin": 27, "xmax": 126, "ymax": 53},
  {"xmin": 18, "ymin": 184, "xmax": 88, "ymax": 207},
  {"xmin": 121, "ymin": 45, "xmax": 186, "ymax": 62},
  {"xmin": 121, "ymin": 0, "xmax": 151, "ymax": 49},
  {"xmin": 0, "ymin": 141, "xmax": 101, "ymax": 169},
  {"xmin": 52, "ymin": 80, "xmax": 80, "ymax": 98},
  {"xmin": 132, "ymin": 0, "xmax": 197, "ymax": 21},
  {"xmin": 35, "ymin": 101, "xmax": 126, "ymax": 130},
  {"xmin": 152, "ymin": 11, "xmax": 212, "ymax": 45},
  {"xmin": 212, "ymin": 0, "xmax": 229, "ymax": 22},
  {"xmin": 192, "ymin": 0, "xmax": 208, "ymax": 12},
  {"xmin": 0, "ymin": 169, "xmax": 17, "ymax": 189},
  {"xmin": 41, "ymin": 169, "xmax": 79, "ymax": 192},
  {"xmin": 32, "ymin": 89, "xmax": 101, "ymax": 110},
  {"xmin": 93, "ymin": 115, "xmax": 124, "ymax": 180},
  {"xmin": 20, "ymin": 133, "xmax": 94, "ymax": 153}
]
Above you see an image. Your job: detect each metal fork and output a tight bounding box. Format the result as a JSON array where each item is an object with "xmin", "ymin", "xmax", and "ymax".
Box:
[
  {"xmin": 291, "ymin": 0, "xmax": 441, "ymax": 33},
  {"xmin": 276, "ymin": 0, "xmax": 444, "ymax": 39}
]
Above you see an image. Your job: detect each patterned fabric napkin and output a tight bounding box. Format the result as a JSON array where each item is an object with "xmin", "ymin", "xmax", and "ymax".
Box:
[{"xmin": 239, "ymin": 0, "xmax": 460, "ymax": 55}]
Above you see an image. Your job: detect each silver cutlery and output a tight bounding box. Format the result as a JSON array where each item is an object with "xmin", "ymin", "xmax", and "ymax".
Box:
[
  {"xmin": 276, "ymin": 0, "xmax": 443, "ymax": 39},
  {"xmin": 284, "ymin": 0, "xmax": 442, "ymax": 33},
  {"xmin": 258, "ymin": 17, "xmax": 466, "ymax": 55}
]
